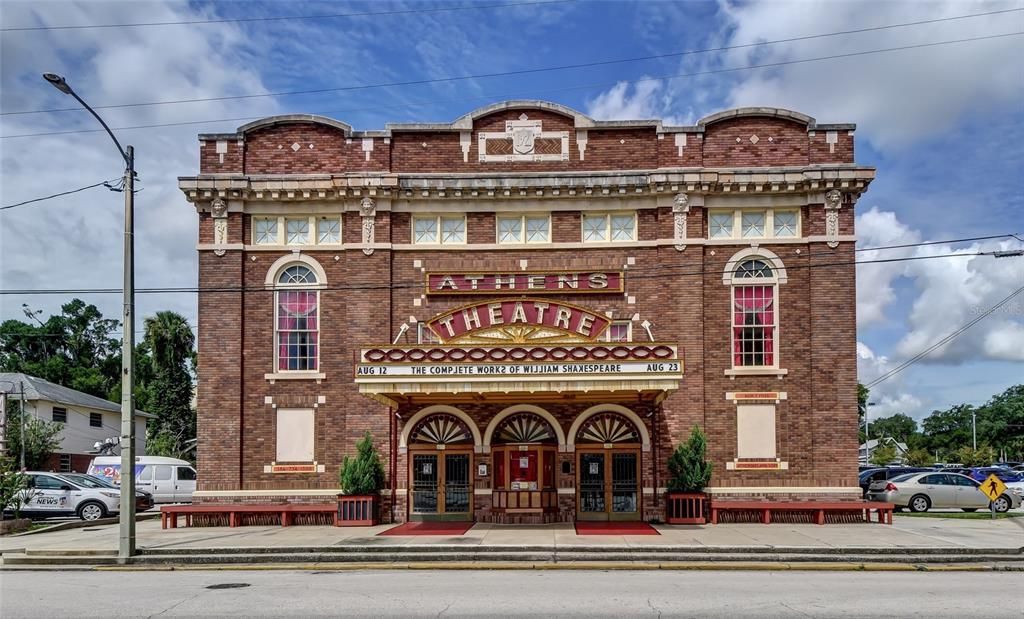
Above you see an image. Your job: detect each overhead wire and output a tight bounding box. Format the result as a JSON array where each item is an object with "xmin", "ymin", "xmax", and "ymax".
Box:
[
  {"xmin": 3, "ymin": 9, "xmax": 1021, "ymax": 117},
  {"xmin": 866, "ymin": 285, "xmax": 1024, "ymax": 389},
  {"xmin": 0, "ymin": 178, "xmax": 122, "ymax": 210}
]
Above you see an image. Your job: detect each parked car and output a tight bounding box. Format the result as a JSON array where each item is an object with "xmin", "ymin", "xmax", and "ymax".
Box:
[
  {"xmin": 858, "ymin": 467, "xmax": 934, "ymax": 497},
  {"xmin": 866, "ymin": 471, "xmax": 1021, "ymax": 513},
  {"xmin": 87, "ymin": 456, "xmax": 197, "ymax": 503},
  {"xmin": 12, "ymin": 472, "xmax": 122, "ymax": 521},
  {"xmin": 994, "ymin": 462, "xmax": 1022, "ymax": 469},
  {"xmin": 55, "ymin": 473, "xmax": 154, "ymax": 512},
  {"xmin": 967, "ymin": 467, "xmax": 1024, "ymax": 483}
]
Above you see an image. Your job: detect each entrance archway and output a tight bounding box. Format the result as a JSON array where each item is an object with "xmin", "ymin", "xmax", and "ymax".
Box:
[
  {"xmin": 489, "ymin": 410, "xmax": 560, "ymax": 515},
  {"xmin": 573, "ymin": 410, "xmax": 643, "ymax": 521},
  {"xmin": 406, "ymin": 411, "xmax": 476, "ymax": 521}
]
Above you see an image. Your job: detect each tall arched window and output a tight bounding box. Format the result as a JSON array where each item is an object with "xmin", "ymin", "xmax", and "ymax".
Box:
[
  {"xmin": 275, "ymin": 265, "xmax": 319, "ymax": 371},
  {"xmin": 731, "ymin": 259, "xmax": 777, "ymax": 368}
]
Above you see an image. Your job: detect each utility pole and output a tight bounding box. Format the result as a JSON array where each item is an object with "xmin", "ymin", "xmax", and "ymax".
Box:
[
  {"xmin": 972, "ymin": 409, "xmax": 977, "ymax": 451},
  {"xmin": 19, "ymin": 381, "xmax": 25, "ymax": 471},
  {"xmin": 44, "ymin": 73, "xmax": 136, "ymax": 561},
  {"xmin": 0, "ymin": 391, "xmax": 6, "ymax": 455}
]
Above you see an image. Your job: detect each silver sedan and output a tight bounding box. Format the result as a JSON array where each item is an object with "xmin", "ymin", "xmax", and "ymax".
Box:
[{"xmin": 866, "ymin": 472, "xmax": 1021, "ymax": 513}]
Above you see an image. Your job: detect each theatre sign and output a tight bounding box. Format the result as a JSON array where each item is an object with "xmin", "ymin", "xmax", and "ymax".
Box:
[{"xmin": 425, "ymin": 271, "xmax": 623, "ymax": 295}]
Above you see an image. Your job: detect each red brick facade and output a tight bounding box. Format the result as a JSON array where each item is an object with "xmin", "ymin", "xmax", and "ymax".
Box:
[{"xmin": 180, "ymin": 102, "xmax": 873, "ymax": 523}]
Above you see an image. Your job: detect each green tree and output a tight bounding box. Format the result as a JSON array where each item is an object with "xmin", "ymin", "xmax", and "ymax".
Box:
[
  {"xmin": 142, "ymin": 312, "xmax": 195, "ymax": 460},
  {"xmin": 0, "ymin": 300, "xmax": 120, "ymax": 398},
  {"xmin": 869, "ymin": 443, "xmax": 898, "ymax": 466},
  {"xmin": 339, "ymin": 433, "xmax": 385, "ymax": 495},
  {"xmin": 0, "ymin": 454, "xmax": 30, "ymax": 519},
  {"xmin": 4, "ymin": 409, "xmax": 63, "ymax": 470},
  {"xmin": 666, "ymin": 425, "xmax": 713, "ymax": 493},
  {"xmin": 904, "ymin": 448, "xmax": 932, "ymax": 467},
  {"xmin": 868, "ymin": 413, "xmax": 918, "ymax": 443},
  {"xmin": 954, "ymin": 445, "xmax": 996, "ymax": 467}
]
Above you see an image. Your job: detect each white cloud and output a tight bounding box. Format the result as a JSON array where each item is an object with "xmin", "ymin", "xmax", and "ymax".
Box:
[
  {"xmin": 585, "ymin": 79, "xmax": 688, "ymax": 125},
  {"xmin": 0, "ymin": 1, "xmax": 279, "ymax": 331},
  {"xmin": 857, "ymin": 341, "xmax": 925, "ymax": 418},
  {"xmin": 717, "ymin": 0, "xmax": 1024, "ymax": 149},
  {"xmin": 856, "ymin": 208, "xmax": 1024, "ymax": 363}
]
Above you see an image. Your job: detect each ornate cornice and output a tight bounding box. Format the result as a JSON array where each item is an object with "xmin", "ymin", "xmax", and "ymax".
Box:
[{"xmin": 179, "ymin": 165, "xmax": 875, "ymax": 205}]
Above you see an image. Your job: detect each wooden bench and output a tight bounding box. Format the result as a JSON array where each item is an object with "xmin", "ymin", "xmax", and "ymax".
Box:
[
  {"xmin": 161, "ymin": 504, "xmax": 339, "ymax": 529},
  {"xmin": 708, "ymin": 500, "xmax": 894, "ymax": 525}
]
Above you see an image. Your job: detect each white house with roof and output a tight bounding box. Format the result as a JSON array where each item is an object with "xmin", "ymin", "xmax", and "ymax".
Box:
[
  {"xmin": 0, "ymin": 372, "xmax": 149, "ymax": 472},
  {"xmin": 858, "ymin": 437, "xmax": 909, "ymax": 465}
]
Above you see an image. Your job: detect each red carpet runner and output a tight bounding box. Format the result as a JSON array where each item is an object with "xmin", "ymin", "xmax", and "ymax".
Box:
[
  {"xmin": 574, "ymin": 521, "xmax": 660, "ymax": 535},
  {"xmin": 378, "ymin": 521, "xmax": 475, "ymax": 536}
]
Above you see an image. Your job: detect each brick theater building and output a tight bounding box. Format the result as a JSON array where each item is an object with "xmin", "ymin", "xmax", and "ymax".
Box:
[{"xmin": 178, "ymin": 101, "xmax": 874, "ymax": 523}]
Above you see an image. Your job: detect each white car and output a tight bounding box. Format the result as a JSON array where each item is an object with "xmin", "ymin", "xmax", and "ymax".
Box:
[
  {"xmin": 17, "ymin": 472, "xmax": 121, "ymax": 521},
  {"xmin": 866, "ymin": 471, "xmax": 1022, "ymax": 513}
]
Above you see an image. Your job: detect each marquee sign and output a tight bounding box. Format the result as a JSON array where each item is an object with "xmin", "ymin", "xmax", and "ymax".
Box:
[
  {"xmin": 426, "ymin": 299, "xmax": 611, "ymax": 340},
  {"xmin": 426, "ymin": 271, "xmax": 623, "ymax": 296},
  {"xmin": 357, "ymin": 360, "xmax": 681, "ymax": 378}
]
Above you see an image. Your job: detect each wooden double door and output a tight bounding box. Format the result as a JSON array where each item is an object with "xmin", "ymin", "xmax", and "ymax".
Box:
[
  {"xmin": 409, "ymin": 450, "xmax": 472, "ymax": 521},
  {"xmin": 576, "ymin": 449, "xmax": 641, "ymax": 521}
]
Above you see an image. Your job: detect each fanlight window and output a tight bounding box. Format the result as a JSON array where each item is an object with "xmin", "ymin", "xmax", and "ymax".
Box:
[
  {"xmin": 494, "ymin": 413, "xmax": 557, "ymax": 445},
  {"xmin": 576, "ymin": 412, "xmax": 640, "ymax": 445},
  {"xmin": 410, "ymin": 414, "xmax": 473, "ymax": 446},
  {"xmin": 275, "ymin": 264, "xmax": 319, "ymax": 371},
  {"xmin": 734, "ymin": 259, "xmax": 774, "ymax": 279}
]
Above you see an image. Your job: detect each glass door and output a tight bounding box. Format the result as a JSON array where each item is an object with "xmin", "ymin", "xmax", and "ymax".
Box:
[
  {"xmin": 411, "ymin": 454, "xmax": 439, "ymax": 515},
  {"xmin": 578, "ymin": 453, "xmax": 606, "ymax": 519},
  {"xmin": 576, "ymin": 450, "xmax": 640, "ymax": 521},
  {"xmin": 444, "ymin": 453, "xmax": 470, "ymax": 515}
]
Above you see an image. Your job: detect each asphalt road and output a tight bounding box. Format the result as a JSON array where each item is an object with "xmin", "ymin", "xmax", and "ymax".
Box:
[{"xmin": 2, "ymin": 569, "xmax": 1020, "ymax": 618}]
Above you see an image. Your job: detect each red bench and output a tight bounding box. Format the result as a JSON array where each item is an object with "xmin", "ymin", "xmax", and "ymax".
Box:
[
  {"xmin": 709, "ymin": 500, "xmax": 894, "ymax": 525},
  {"xmin": 160, "ymin": 503, "xmax": 339, "ymax": 529}
]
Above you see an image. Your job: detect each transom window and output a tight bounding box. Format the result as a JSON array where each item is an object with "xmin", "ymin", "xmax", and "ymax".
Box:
[
  {"xmin": 253, "ymin": 216, "xmax": 341, "ymax": 246},
  {"xmin": 497, "ymin": 214, "xmax": 550, "ymax": 244},
  {"xmin": 275, "ymin": 264, "xmax": 319, "ymax": 371},
  {"xmin": 582, "ymin": 212, "xmax": 636, "ymax": 243},
  {"xmin": 730, "ymin": 259, "xmax": 778, "ymax": 368},
  {"xmin": 707, "ymin": 209, "xmax": 799, "ymax": 240},
  {"xmin": 413, "ymin": 215, "xmax": 466, "ymax": 244}
]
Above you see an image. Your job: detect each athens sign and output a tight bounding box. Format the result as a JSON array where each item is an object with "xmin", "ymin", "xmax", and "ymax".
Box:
[
  {"xmin": 426, "ymin": 271, "xmax": 623, "ymax": 295},
  {"xmin": 427, "ymin": 299, "xmax": 611, "ymax": 340}
]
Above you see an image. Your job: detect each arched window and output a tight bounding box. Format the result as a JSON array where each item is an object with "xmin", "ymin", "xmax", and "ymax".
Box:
[
  {"xmin": 275, "ymin": 264, "xmax": 319, "ymax": 371},
  {"xmin": 731, "ymin": 258, "xmax": 777, "ymax": 368}
]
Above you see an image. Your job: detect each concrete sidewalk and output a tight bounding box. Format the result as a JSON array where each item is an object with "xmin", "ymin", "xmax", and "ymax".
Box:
[{"xmin": 3, "ymin": 514, "xmax": 1022, "ymax": 556}]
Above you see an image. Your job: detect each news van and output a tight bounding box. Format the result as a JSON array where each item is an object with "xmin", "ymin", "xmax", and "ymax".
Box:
[{"xmin": 87, "ymin": 456, "xmax": 197, "ymax": 503}]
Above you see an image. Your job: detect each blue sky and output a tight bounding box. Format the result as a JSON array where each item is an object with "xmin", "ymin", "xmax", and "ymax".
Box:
[{"xmin": 1, "ymin": 0, "xmax": 1022, "ymax": 421}]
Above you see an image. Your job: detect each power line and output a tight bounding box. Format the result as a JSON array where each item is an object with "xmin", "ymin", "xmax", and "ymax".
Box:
[
  {"xmin": 5, "ymin": 32, "xmax": 1021, "ymax": 140},
  {"xmin": 0, "ymin": 0, "xmax": 574, "ymax": 33},
  {"xmin": 866, "ymin": 284, "xmax": 1024, "ymax": 389},
  {"xmin": 0, "ymin": 251, "xmax": 1005, "ymax": 297},
  {"xmin": 0, "ymin": 178, "xmax": 122, "ymax": 210},
  {"xmin": 4, "ymin": 9, "xmax": 1020, "ymax": 117}
]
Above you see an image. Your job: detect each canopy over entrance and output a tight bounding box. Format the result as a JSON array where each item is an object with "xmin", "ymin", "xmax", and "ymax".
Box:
[{"xmin": 355, "ymin": 298, "xmax": 682, "ymax": 407}]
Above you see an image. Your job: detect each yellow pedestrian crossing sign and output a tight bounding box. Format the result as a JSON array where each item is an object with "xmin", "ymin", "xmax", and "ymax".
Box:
[{"xmin": 979, "ymin": 474, "xmax": 1006, "ymax": 502}]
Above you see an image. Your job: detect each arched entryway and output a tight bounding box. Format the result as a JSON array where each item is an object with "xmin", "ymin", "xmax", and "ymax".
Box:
[
  {"xmin": 488, "ymin": 409, "xmax": 560, "ymax": 515},
  {"xmin": 573, "ymin": 409, "xmax": 643, "ymax": 521},
  {"xmin": 406, "ymin": 411, "xmax": 476, "ymax": 521}
]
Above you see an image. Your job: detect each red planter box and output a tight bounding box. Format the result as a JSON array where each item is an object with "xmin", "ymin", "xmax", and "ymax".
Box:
[
  {"xmin": 665, "ymin": 492, "xmax": 707, "ymax": 524},
  {"xmin": 336, "ymin": 494, "xmax": 379, "ymax": 526}
]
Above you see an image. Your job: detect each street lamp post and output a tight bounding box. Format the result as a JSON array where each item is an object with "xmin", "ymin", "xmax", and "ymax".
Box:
[
  {"xmin": 43, "ymin": 73, "xmax": 136, "ymax": 562},
  {"xmin": 972, "ymin": 409, "xmax": 977, "ymax": 451}
]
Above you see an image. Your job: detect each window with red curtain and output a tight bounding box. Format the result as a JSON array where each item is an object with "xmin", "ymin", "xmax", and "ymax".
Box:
[
  {"xmin": 276, "ymin": 265, "xmax": 319, "ymax": 371},
  {"xmin": 731, "ymin": 259, "xmax": 776, "ymax": 367}
]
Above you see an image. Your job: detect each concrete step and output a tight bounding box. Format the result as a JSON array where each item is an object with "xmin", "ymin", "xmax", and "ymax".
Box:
[
  {"xmin": 132, "ymin": 544, "xmax": 1024, "ymax": 557},
  {"xmin": 5, "ymin": 550, "xmax": 1023, "ymax": 567}
]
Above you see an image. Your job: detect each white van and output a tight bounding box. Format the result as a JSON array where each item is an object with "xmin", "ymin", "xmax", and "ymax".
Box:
[{"xmin": 87, "ymin": 456, "xmax": 197, "ymax": 504}]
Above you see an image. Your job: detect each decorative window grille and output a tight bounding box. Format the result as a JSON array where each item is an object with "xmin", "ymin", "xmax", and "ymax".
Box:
[
  {"xmin": 709, "ymin": 212, "xmax": 733, "ymax": 238},
  {"xmin": 413, "ymin": 216, "xmax": 466, "ymax": 244},
  {"xmin": 773, "ymin": 210, "xmax": 798, "ymax": 237},
  {"xmin": 254, "ymin": 218, "xmax": 278, "ymax": 244},
  {"xmin": 741, "ymin": 211, "xmax": 766, "ymax": 238},
  {"xmin": 317, "ymin": 217, "xmax": 341, "ymax": 244},
  {"xmin": 497, "ymin": 215, "xmax": 550, "ymax": 243},
  {"xmin": 582, "ymin": 213, "xmax": 636, "ymax": 242},
  {"xmin": 286, "ymin": 218, "xmax": 310, "ymax": 245}
]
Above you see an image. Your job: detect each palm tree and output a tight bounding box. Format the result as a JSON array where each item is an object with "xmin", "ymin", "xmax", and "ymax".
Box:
[{"xmin": 142, "ymin": 312, "xmax": 195, "ymax": 459}]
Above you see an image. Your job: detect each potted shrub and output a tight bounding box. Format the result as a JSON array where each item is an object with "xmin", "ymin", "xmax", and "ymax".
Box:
[
  {"xmin": 337, "ymin": 432, "xmax": 385, "ymax": 526},
  {"xmin": 665, "ymin": 425, "xmax": 713, "ymax": 524}
]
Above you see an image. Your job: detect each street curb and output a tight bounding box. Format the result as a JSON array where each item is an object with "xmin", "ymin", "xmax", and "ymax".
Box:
[
  {"xmin": 65, "ymin": 561, "xmax": 1024, "ymax": 572},
  {"xmin": 7, "ymin": 512, "xmax": 160, "ymax": 538}
]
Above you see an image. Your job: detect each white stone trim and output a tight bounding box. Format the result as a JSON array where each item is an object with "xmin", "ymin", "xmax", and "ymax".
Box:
[
  {"xmin": 264, "ymin": 372, "xmax": 325, "ymax": 382},
  {"xmin": 399, "ymin": 404, "xmax": 483, "ymax": 451},
  {"xmin": 263, "ymin": 253, "xmax": 328, "ymax": 287},
  {"xmin": 557, "ymin": 487, "xmax": 575, "ymax": 495},
  {"xmin": 721, "ymin": 246, "xmax": 788, "ymax": 285},
  {"xmin": 566, "ymin": 404, "xmax": 651, "ymax": 453},
  {"xmin": 724, "ymin": 368, "xmax": 788, "ymax": 378},
  {"xmin": 482, "ymin": 404, "xmax": 567, "ymax": 449},
  {"xmin": 704, "ymin": 486, "xmax": 862, "ymax": 495},
  {"xmin": 474, "ymin": 488, "xmax": 493, "ymax": 496}
]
